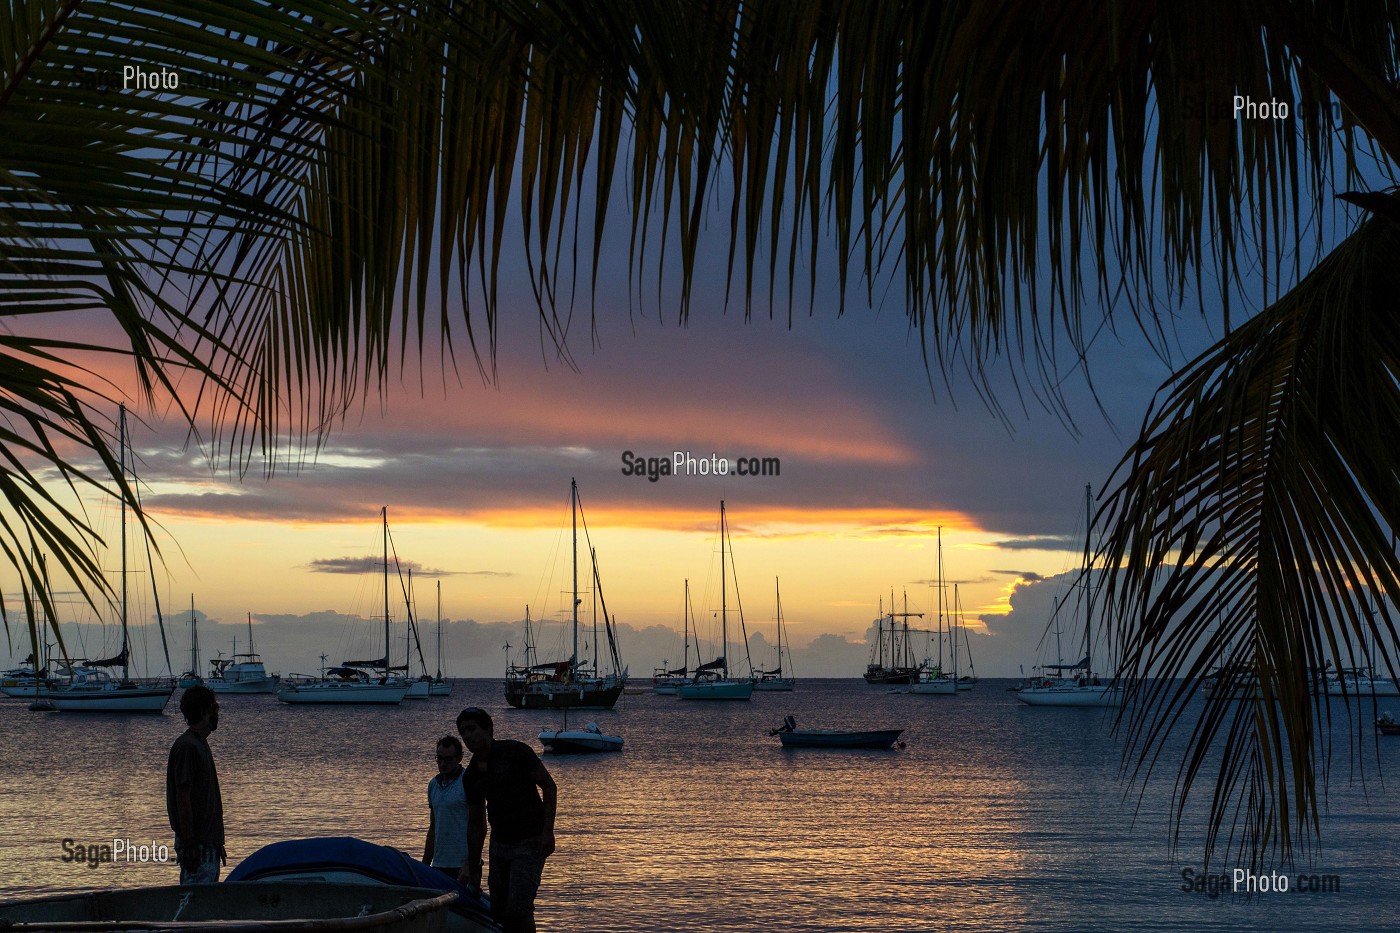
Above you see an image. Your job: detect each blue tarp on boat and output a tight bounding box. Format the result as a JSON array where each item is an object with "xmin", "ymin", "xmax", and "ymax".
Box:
[{"xmin": 228, "ymin": 836, "xmax": 492, "ymax": 918}]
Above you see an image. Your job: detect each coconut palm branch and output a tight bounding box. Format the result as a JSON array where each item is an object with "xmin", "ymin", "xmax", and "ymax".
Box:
[
  {"xmin": 1100, "ymin": 205, "xmax": 1400, "ymax": 866},
  {"xmin": 3, "ymin": 0, "xmax": 1400, "ymax": 868}
]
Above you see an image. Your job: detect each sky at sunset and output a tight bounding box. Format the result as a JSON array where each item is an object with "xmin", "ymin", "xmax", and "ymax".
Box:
[
  {"xmin": 2, "ymin": 102, "xmax": 1257, "ymax": 681},
  {"xmin": 6, "ymin": 271, "xmax": 1229, "ymax": 680}
]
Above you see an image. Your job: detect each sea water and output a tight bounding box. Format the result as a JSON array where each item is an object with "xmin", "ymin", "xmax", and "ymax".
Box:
[{"xmin": 0, "ymin": 680, "xmax": 1394, "ymax": 931}]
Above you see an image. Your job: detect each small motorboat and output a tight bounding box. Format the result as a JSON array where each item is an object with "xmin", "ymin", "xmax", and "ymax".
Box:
[
  {"xmin": 769, "ymin": 715, "xmax": 904, "ymax": 749},
  {"xmin": 1377, "ymin": 711, "xmax": 1400, "ymax": 735},
  {"xmin": 539, "ymin": 720, "xmax": 624, "ymax": 754}
]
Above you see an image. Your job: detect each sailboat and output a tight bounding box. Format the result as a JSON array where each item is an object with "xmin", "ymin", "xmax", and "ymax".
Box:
[
  {"xmin": 276, "ymin": 508, "xmax": 409, "ymax": 705},
  {"xmin": 957, "ymin": 587, "xmax": 978, "ymax": 691},
  {"xmin": 1018, "ymin": 484, "xmax": 1122, "ymax": 707},
  {"xmin": 1323, "ymin": 594, "xmax": 1399, "ymax": 697},
  {"xmin": 863, "ymin": 595, "xmax": 924, "ymax": 685},
  {"xmin": 429, "ymin": 581, "xmax": 452, "ymax": 697},
  {"xmin": 677, "ymin": 501, "xmax": 754, "ymax": 701},
  {"xmin": 504, "ymin": 479, "xmax": 626, "ymax": 709},
  {"xmin": 2, "ymin": 557, "xmax": 73, "ymax": 701},
  {"xmin": 752, "ymin": 578, "xmax": 796, "ymax": 691},
  {"xmin": 178, "ymin": 597, "xmax": 203, "ymax": 688},
  {"xmin": 402, "ymin": 570, "xmax": 432, "ymax": 699},
  {"xmin": 652, "ymin": 581, "xmax": 693, "ymax": 694},
  {"xmin": 208, "ymin": 613, "xmax": 280, "ymax": 694},
  {"xmin": 46, "ymin": 405, "xmax": 175, "ymax": 713},
  {"xmin": 912, "ymin": 530, "xmax": 957, "ymax": 695}
]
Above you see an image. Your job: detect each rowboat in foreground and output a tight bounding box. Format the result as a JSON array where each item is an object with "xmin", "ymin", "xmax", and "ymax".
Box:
[
  {"xmin": 769, "ymin": 715, "xmax": 904, "ymax": 749},
  {"xmin": 226, "ymin": 837, "xmax": 498, "ymax": 932},
  {"xmin": 0, "ymin": 882, "xmax": 458, "ymax": 933}
]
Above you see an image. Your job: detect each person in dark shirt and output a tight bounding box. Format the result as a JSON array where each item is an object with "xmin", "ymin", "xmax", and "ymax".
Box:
[
  {"xmin": 166, "ymin": 685, "xmax": 225, "ymax": 883},
  {"xmin": 456, "ymin": 707, "xmax": 556, "ymax": 933}
]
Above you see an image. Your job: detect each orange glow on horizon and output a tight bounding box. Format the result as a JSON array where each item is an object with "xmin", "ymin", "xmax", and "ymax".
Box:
[{"xmin": 157, "ymin": 501, "xmax": 989, "ymax": 537}]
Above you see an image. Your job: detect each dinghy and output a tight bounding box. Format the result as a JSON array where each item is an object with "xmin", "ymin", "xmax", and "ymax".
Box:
[{"xmin": 769, "ymin": 715, "xmax": 904, "ymax": 749}]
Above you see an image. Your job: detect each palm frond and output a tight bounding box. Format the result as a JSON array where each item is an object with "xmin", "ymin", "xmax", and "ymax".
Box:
[{"xmin": 1102, "ymin": 203, "xmax": 1400, "ymax": 868}]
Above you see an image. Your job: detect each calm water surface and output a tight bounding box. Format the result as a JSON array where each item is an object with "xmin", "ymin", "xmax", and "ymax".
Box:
[{"xmin": 0, "ymin": 679, "xmax": 1395, "ymax": 931}]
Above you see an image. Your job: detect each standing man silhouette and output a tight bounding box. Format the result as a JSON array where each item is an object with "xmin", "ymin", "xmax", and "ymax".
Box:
[
  {"xmin": 166, "ymin": 685, "xmax": 225, "ymax": 883},
  {"xmin": 456, "ymin": 707, "xmax": 556, "ymax": 933}
]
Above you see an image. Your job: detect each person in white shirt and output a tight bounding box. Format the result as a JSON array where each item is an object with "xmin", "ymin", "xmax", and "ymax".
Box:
[{"xmin": 424, "ymin": 735, "xmax": 469, "ymax": 879}]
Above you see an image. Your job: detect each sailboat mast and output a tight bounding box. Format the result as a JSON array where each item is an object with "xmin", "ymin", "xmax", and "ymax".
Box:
[
  {"xmin": 953, "ymin": 584, "xmax": 960, "ymax": 679},
  {"xmin": 119, "ymin": 404, "xmax": 129, "ymax": 683},
  {"xmin": 1083, "ymin": 483, "xmax": 1093, "ymax": 672},
  {"xmin": 436, "ymin": 580, "xmax": 443, "ymax": 680},
  {"xmin": 591, "ymin": 547, "xmax": 599, "ymax": 674},
  {"xmin": 190, "ymin": 595, "xmax": 198, "ymax": 675},
  {"xmin": 889, "ymin": 588, "xmax": 897, "ymax": 670},
  {"xmin": 247, "ymin": 611, "xmax": 255, "ymax": 656},
  {"xmin": 937, "ymin": 527, "xmax": 945, "ymax": 673},
  {"xmin": 408, "ymin": 568, "xmax": 419, "ymax": 676},
  {"xmin": 877, "ymin": 597, "xmax": 884, "ymax": 669},
  {"xmin": 775, "ymin": 577, "xmax": 782, "ymax": 673},
  {"xmin": 683, "ymin": 579, "xmax": 691, "ymax": 674},
  {"xmin": 383, "ymin": 506, "xmax": 390, "ymax": 681},
  {"xmin": 1054, "ymin": 593, "xmax": 1064, "ymax": 669},
  {"xmin": 720, "ymin": 501, "xmax": 728, "ymax": 680},
  {"xmin": 902, "ymin": 591, "xmax": 912, "ymax": 669},
  {"xmin": 571, "ymin": 479, "xmax": 579, "ymax": 669}
]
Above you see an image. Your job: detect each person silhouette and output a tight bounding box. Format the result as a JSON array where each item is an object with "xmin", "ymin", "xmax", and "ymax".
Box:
[
  {"xmin": 166, "ymin": 685, "xmax": 225, "ymax": 883},
  {"xmin": 456, "ymin": 707, "xmax": 556, "ymax": 933}
]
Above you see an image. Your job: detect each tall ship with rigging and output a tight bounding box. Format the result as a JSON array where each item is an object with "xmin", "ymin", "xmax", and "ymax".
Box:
[
  {"xmin": 504, "ymin": 479, "xmax": 626, "ymax": 710},
  {"xmin": 863, "ymin": 594, "xmax": 924, "ymax": 685}
]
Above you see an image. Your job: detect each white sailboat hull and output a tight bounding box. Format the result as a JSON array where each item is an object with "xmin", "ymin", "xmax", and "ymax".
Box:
[
  {"xmin": 752, "ymin": 678, "xmax": 795, "ymax": 691},
  {"xmin": 1325, "ymin": 677, "xmax": 1400, "ymax": 697},
  {"xmin": 538, "ymin": 729, "xmax": 624, "ymax": 753},
  {"xmin": 910, "ymin": 679, "xmax": 958, "ymax": 695},
  {"xmin": 208, "ymin": 676, "xmax": 280, "ymax": 694},
  {"xmin": 405, "ymin": 680, "xmax": 431, "ymax": 699},
  {"xmin": 46, "ymin": 684, "xmax": 173, "ymax": 713},
  {"xmin": 1, "ymin": 682, "xmax": 66, "ymax": 699},
  {"xmin": 276, "ymin": 682, "xmax": 408, "ymax": 704},
  {"xmin": 1018, "ymin": 683, "xmax": 1122, "ymax": 706},
  {"xmin": 428, "ymin": 679, "xmax": 452, "ymax": 696},
  {"xmin": 677, "ymin": 679, "xmax": 753, "ymax": 700}
]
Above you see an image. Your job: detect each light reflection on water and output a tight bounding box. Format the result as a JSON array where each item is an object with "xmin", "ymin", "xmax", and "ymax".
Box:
[{"xmin": 0, "ymin": 680, "xmax": 1395, "ymax": 931}]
